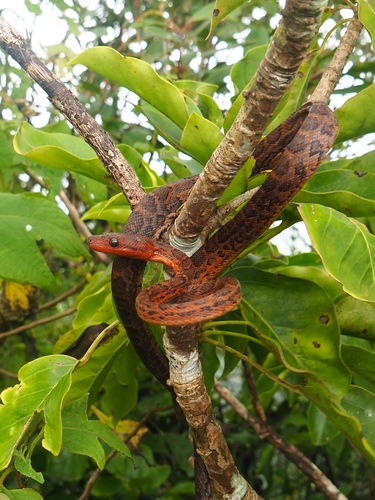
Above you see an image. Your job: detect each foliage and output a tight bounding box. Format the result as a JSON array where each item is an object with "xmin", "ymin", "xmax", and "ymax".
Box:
[{"xmin": 0, "ymin": 0, "xmax": 375, "ymax": 498}]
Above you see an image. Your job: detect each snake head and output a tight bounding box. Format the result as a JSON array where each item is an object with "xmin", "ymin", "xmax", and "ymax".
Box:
[{"xmin": 87, "ymin": 233, "xmax": 154, "ymax": 259}]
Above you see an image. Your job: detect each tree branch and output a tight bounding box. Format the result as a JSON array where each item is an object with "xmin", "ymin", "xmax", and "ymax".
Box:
[
  {"xmin": 311, "ymin": 17, "xmax": 363, "ymax": 102},
  {"xmin": 0, "ymin": 17, "xmax": 145, "ymax": 208},
  {"xmin": 0, "ymin": 306, "xmax": 76, "ymax": 340},
  {"xmin": 163, "ymin": 326, "xmax": 263, "ymax": 500},
  {"xmin": 215, "ymin": 381, "xmax": 349, "ymax": 500},
  {"xmin": 171, "ymin": 0, "xmax": 330, "ymax": 248}
]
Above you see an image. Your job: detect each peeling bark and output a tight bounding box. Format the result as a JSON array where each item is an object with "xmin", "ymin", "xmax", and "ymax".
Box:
[{"xmin": 164, "ymin": 327, "xmax": 263, "ymax": 500}]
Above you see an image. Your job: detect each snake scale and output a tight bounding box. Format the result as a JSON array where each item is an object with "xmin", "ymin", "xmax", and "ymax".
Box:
[{"xmin": 88, "ymin": 101, "xmax": 338, "ymax": 388}]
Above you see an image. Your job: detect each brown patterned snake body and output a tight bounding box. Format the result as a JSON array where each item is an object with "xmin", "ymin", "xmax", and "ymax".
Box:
[{"xmin": 88, "ymin": 101, "xmax": 338, "ymax": 388}]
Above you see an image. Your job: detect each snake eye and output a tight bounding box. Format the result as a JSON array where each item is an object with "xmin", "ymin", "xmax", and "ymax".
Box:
[{"xmin": 109, "ymin": 237, "xmax": 119, "ymax": 247}]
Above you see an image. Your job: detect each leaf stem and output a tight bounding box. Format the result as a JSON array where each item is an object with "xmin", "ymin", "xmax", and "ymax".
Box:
[
  {"xmin": 77, "ymin": 321, "xmax": 120, "ymax": 367},
  {"xmin": 201, "ymin": 335, "xmax": 299, "ymax": 393},
  {"xmin": 202, "ymin": 330, "xmax": 264, "ymax": 346}
]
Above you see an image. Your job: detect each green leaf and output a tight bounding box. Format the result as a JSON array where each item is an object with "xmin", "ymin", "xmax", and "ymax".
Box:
[
  {"xmin": 274, "ymin": 264, "xmax": 344, "ymax": 302},
  {"xmin": 65, "ymin": 328, "xmax": 130, "ymax": 404},
  {"xmin": 14, "ymin": 451, "xmax": 44, "ymax": 484},
  {"xmin": 232, "ymin": 267, "xmax": 350, "ymax": 402},
  {"xmin": 0, "ymin": 355, "xmax": 76, "ymax": 470},
  {"xmin": 295, "ymin": 168, "xmax": 375, "ymax": 217},
  {"xmin": 0, "ymin": 129, "xmax": 18, "ymax": 169},
  {"xmin": 82, "ymin": 194, "xmax": 131, "ymax": 225},
  {"xmin": 174, "ymin": 80, "xmax": 218, "ymax": 97},
  {"xmin": 71, "ymin": 47, "xmax": 189, "ymax": 129},
  {"xmin": 341, "ymin": 345, "xmax": 375, "ymax": 384},
  {"xmin": 208, "ymin": 0, "xmax": 248, "ymax": 37},
  {"xmin": 101, "ymin": 345, "xmax": 138, "ymax": 421},
  {"xmin": 335, "ymin": 84, "xmax": 375, "ymax": 144},
  {"xmin": 138, "ymin": 101, "xmax": 183, "ymax": 149},
  {"xmin": 0, "ymin": 193, "xmax": 89, "ymax": 288},
  {"xmin": 117, "ymin": 144, "xmax": 165, "ymax": 188},
  {"xmin": 0, "ymin": 488, "xmax": 43, "ymax": 500},
  {"xmin": 181, "ymin": 112, "xmax": 223, "ymax": 164},
  {"xmin": 231, "ymin": 267, "xmax": 375, "ymax": 466},
  {"xmin": 14, "ymin": 122, "xmax": 113, "ymax": 187},
  {"xmin": 73, "ymin": 281, "xmax": 117, "ymax": 335},
  {"xmin": 159, "ymin": 147, "xmax": 194, "ymax": 178},
  {"xmin": 299, "ymin": 203, "xmax": 375, "ymax": 303},
  {"xmin": 336, "ymin": 296, "xmax": 375, "ymax": 341},
  {"xmin": 62, "ymin": 394, "xmax": 131, "ymax": 469},
  {"xmin": 341, "ymin": 385, "xmax": 375, "ymax": 453},
  {"xmin": 358, "ymin": 0, "xmax": 375, "ymax": 46},
  {"xmin": 308, "ymin": 404, "xmax": 340, "ymax": 446}
]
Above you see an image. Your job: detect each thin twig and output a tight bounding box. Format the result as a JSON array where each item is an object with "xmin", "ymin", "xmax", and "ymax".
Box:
[
  {"xmin": 242, "ymin": 356, "xmax": 267, "ymax": 424},
  {"xmin": 215, "ymin": 381, "xmax": 349, "ymax": 500},
  {"xmin": 0, "ymin": 369, "xmax": 18, "ymax": 378},
  {"xmin": 311, "ymin": 17, "xmax": 363, "ymax": 103},
  {"xmin": 0, "ymin": 306, "xmax": 76, "ymax": 340},
  {"xmin": 37, "ymin": 278, "xmax": 87, "ymax": 312}
]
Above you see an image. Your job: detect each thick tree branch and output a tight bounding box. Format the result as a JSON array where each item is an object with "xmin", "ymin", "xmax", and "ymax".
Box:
[
  {"xmin": 171, "ymin": 0, "xmax": 330, "ymax": 247},
  {"xmin": 163, "ymin": 327, "xmax": 263, "ymax": 500},
  {"xmin": 0, "ymin": 17, "xmax": 145, "ymax": 208}
]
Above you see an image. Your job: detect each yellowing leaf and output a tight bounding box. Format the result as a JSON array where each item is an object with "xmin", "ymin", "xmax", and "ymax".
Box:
[{"xmin": 0, "ymin": 355, "xmax": 76, "ymax": 470}]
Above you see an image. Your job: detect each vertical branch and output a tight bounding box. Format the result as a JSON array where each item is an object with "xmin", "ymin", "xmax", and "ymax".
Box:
[{"xmin": 172, "ymin": 0, "xmax": 330, "ymax": 247}]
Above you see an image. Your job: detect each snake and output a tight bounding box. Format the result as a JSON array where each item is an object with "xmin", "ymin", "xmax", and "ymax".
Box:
[{"xmin": 87, "ymin": 101, "xmax": 338, "ymax": 388}]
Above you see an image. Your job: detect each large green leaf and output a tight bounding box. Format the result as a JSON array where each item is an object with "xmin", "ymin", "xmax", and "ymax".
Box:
[
  {"xmin": 0, "ymin": 355, "xmax": 76, "ymax": 470},
  {"xmin": 0, "ymin": 193, "xmax": 89, "ymax": 288},
  {"xmin": 62, "ymin": 394, "xmax": 131, "ymax": 469},
  {"xmin": 231, "ymin": 267, "xmax": 375, "ymax": 466},
  {"xmin": 359, "ymin": 0, "xmax": 375, "ymax": 46},
  {"xmin": 181, "ymin": 112, "xmax": 223, "ymax": 164},
  {"xmin": 295, "ymin": 168, "xmax": 375, "ymax": 217},
  {"xmin": 231, "ymin": 267, "xmax": 350, "ymax": 401},
  {"xmin": 14, "ymin": 122, "xmax": 113, "ymax": 186},
  {"xmin": 71, "ymin": 47, "xmax": 189, "ymax": 129},
  {"xmin": 335, "ymin": 84, "xmax": 375, "ymax": 144},
  {"xmin": 299, "ymin": 203, "xmax": 375, "ymax": 303}
]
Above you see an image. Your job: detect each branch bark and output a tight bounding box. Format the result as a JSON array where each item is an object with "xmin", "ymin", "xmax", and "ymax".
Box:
[
  {"xmin": 311, "ymin": 17, "xmax": 363, "ymax": 102},
  {"xmin": 163, "ymin": 327, "xmax": 263, "ymax": 500},
  {"xmin": 0, "ymin": 17, "xmax": 145, "ymax": 208},
  {"xmin": 171, "ymin": 0, "xmax": 330, "ymax": 247}
]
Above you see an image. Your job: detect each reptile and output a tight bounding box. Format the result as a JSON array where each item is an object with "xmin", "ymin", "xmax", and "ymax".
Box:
[{"xmin": 87, "ymin": 101, "xmax": 338, "ymax": 389}]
